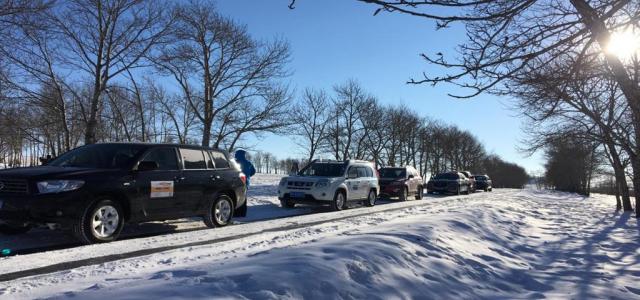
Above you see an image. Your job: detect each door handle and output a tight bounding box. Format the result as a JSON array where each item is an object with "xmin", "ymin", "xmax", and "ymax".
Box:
[
  {"xmin": 210, "ymin": 175, "xmax": 220, "ymax": 181},
  {"xmin": 174, "ymin": 176, "xmax": 185, "ymax": 182}
]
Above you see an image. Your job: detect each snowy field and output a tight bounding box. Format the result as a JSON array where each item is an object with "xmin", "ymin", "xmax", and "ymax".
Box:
[{"xmin": 1, "ymin": 174, "xmax": 639, "ymax": 299}]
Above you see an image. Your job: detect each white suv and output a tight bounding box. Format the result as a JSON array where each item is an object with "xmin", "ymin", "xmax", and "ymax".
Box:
[{"xmin": 278, "ymin": 160, "xmax": 379, "ymax": 211}]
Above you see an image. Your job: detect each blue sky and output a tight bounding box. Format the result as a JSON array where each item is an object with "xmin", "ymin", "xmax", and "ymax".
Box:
[{"xmin": 214, "ymin": 0, "xmax": 543, "ymax": 173}]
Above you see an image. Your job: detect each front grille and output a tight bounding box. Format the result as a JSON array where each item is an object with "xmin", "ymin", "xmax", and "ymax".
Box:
[
  {"xmin": 0, "ymin": 178, "xmax": 29, "ymax": 194},
  {"xmin": 287, "ymin": 181, "xmax": 314, "ymax": 190}
]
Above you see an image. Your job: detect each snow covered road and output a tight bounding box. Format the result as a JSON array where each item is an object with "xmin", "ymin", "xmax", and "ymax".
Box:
[{"xmin": 1, "ymin": 174, "xmax": 639, "ymax": 299}]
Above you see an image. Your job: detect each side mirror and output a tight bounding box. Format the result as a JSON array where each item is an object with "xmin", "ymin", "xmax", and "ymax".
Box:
[{"xmin": 137, "ymin": 161, "xmax": 159, "ymax": 172}]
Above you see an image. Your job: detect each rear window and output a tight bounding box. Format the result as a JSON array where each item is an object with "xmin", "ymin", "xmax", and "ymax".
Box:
[
  {"xmin": 379, "ymin": 168, "xmax": 406, "ymax": 179},
  {"xmin": 180, "ymin": 149, "xmax": 206, "ymax": 169},
  {"xmin": 435, "ymin": 173, "xmax": 458, "ymax": 180},
  {"xmin": 210, "ymin": 151, "xmax": 230, "ymax": 169}
]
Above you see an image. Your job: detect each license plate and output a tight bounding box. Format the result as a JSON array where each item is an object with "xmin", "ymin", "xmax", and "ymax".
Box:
[{"xmin": 290, "ymin": 192, "xmax": 305, "ymax": 198}]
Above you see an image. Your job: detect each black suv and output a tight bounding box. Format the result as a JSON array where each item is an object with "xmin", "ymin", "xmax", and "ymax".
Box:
[
  {"xmin": 473, "ymin": 174, "xmax": 493, "ymax": 192},
  {"xmin": 0, "ymin": 143, "xmax": 247, "ymax": 244},
  {"xmin": 426, "ymin": 172, "xmax": 471, "ymax": 195}
]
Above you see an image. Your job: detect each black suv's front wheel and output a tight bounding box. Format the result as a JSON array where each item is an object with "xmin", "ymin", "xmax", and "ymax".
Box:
[{"xmin": 73, "ymin": 199, "xmax": 124, "ymax": 244}]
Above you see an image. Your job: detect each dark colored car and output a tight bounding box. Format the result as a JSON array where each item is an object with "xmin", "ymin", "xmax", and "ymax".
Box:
[
  {"xmin": 378, "ymin": 166, "xmax": 423, "ymax": 201},
  {"xmin": 473, "ymin": 174, "xmax": 493, "ymax": 192},
  {"xmin": 0, "ymin": 143, "xmax": 247, "ymax": 244},
  {"xmin": 426, "ymin": 172, "xmax": 471, "ymax": 195},
  {"xmin": 460, "ymin": 171, "xmax": 476, "ymax": 193}
]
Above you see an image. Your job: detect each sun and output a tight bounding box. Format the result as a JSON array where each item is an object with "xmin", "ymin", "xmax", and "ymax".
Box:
[{"xmin": 606, "ymin": 27, "xmax": 640, "ymax": 60}]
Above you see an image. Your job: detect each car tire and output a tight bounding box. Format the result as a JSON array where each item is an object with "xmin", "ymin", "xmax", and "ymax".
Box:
[
  {"xmin": 281, "ymin": 199, "xmax": 296, "ymax": 208},
  {"xmin": 332, "ymin": 190, "xmax": 346, "ymax": 211},
  {"xmin": 364, "ymin": 189, "xmax": 376, "ymax": 207},
  {"xmin": 73, "ymin": 199, "xmax": 124, "ymax": 244},
  {"xmin": 0, "ymin": 223, "xmax": 31, "ymax": 235},
  {"xmin": 489, "ymin": 187, "xmax": 493, "ymax": 192},
  {"xmin": 204, "ymin": 195, "xmax": 234, "ymax": 228},
  {"xmin": 456, "ymin": 185, "xmax": 461, "ymax": 195},
  {"xmin": 415, "ymin": 186, "xmax": 423, "ymax": 200},
  {"xmin": 399, "ymin": 187, "xmax": 408, "ymax": 201}
]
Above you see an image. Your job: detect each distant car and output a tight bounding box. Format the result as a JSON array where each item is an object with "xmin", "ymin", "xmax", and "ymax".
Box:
[
  {"xmin": 0, "ymin": 143, "xmax": 247, "ymax": 244},
  {"xmin": 426, "ymin": 172, "xmax": 471, "ymax": 195},
  {"xmin": 460, "ymin": 171, "xmax": 476, "ymax": 193},
  {"xmin": 473, "ymin": 174, "xmax": 493, "ymax": 192},
  {"xmin": 378, "ymin": 166, "xmax": 423, "ymax": 201},
  {"xmin": 278, "ymin": 160, "xmax": 379, "ymax": 211}
]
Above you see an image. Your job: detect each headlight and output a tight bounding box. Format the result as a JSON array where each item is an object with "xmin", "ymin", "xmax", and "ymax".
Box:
[
  {"xmin": 279, "ymin": 178, "xmax": 287, "ymax": 187},
  {"xmin": 316, "ymin": 179, "xmax": 329, "ymax": 188},
  {"xmin": 37, "ymin": 180, "xmax": 85, "ymax": 194}
]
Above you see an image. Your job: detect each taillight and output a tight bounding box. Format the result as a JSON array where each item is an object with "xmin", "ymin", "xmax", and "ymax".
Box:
[{"xmin": 239, "ymin": 173, "xmax": 247, "ymax": 185}]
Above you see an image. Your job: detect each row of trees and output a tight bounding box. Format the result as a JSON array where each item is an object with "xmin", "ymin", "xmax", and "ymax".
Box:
[
  {"xmin": 350, "ymin": 0, "xmax": 640, "ymax": 216},
  {"xmin": 0, "ymin": 0, "xmax": 291, "ymax": 162},
  {"xmin": 290, "ymin": 80, "xmax": 528, "ymax": 187}
]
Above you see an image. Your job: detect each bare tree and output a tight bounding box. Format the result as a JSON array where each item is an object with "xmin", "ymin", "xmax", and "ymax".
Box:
[
  {"xmin": 154, "ymin": 0, "xmax": 291, "ymax": 148},
  {"xmin": 292, "ymin": 88, "xmax": 332, "ymax": 162},
  {"xmin": 52, "ymin": 0, "xmax": 172, "ymax": 144}
]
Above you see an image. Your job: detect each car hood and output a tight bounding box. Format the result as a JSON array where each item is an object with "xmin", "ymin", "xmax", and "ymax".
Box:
[{"xmin": 0, "ymin": 166, "xmax": 121, "ymax": 180}]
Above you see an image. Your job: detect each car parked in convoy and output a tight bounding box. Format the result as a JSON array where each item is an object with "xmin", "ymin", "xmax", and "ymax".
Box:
[
  {"xmin": 460, "ymin": 171, "xmax": 476, "ymax": 193},
  {"xmin": 378, "ymin": 166, "xmax": 423, "ymax": 201},
  {"xmin": 0, "ymin": 143, "xmax": 247, "ymax": 244},
  {"xmin": 473, "ymin": 174, "xmax": 493, "ymax": 192},
  {"xmin": 278, "ymin": 160, "xmax": 379, "ymax": 211},
  {"xmin": 426, "ymin": 172, "xmax": 471, "ymax": 195}
]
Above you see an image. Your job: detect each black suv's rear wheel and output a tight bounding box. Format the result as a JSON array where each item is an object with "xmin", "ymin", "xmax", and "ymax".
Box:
[
  {"xmin": 204, "ymin": 195, "xmax": 234, "ymax": 228},
  {"xmin": 73, "ymin": 199, "xmax": 124, "ymax": 244},
  {"xmin": 0, "ymin": 223, "xmax": 31, "ymax": 235}
]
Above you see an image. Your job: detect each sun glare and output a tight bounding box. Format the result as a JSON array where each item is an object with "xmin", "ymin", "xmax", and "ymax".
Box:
[{"xmin": 606, "ymin": 27, "xmax": 640, "ymax": 60}]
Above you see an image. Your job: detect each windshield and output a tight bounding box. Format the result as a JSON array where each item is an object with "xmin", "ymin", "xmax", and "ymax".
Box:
[
  {"xmin": 299, "ymin": 162, "xmax": 345, "ymax": 177},
  {"xmin": 475, "ymin": 176, "xmax": 487, "ymax": 181},
  {"xmin": 434, "ymin": 173, "xmax": 458, "ymax": 180},
  {"xmin": 48, "ymin": 144, "xmax": 148, "ymax": 169},
  {"xmin": 379, "ymin": 168, "xmax": 406, "ymax": 179}
]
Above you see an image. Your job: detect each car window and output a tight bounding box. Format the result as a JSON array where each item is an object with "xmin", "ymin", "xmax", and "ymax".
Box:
[
  {"xmin": 180, "ymin": 149, "xmax": 206, "ymax": 170},
  {"xmin": 210, "ymin": 151, "xmax": 230, "ymax": 169},
  {"xmin": 205, "ymin": 152, "xmax": 214, "ymax": 169},
  {"xmin": 347, "ymin": 167, "xmax": 358, "ymax": 178},
  {"xmin": 365, "ymin": 167, "xmax": 373, "ymax": 178},
  {"xmin": 379, "ymin": 168, "xmax": 406, "ymax": 178},
  {"xmin": 141, "ymin": 148, "xmax": 178, "ymax": 171},
  {"xmin": 357, "ymin": 167, "xmax": 367, "ymax": 178}
]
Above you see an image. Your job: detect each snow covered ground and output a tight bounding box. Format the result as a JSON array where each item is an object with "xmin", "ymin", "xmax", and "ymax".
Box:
[{"xmin": 1, "ymin": 174, "xmax": 639, "ymax": 299}]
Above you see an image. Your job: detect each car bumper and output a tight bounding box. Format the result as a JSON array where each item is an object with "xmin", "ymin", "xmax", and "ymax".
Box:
[
  {"xmin": 0, "ymin": 191, "xmax": 89, "ymax": 226},
  {"xmin": 278, "ymin": 191, "xmax": 334, "ymax": 205},
  {"xmin": 380, "ymin": 185, "xmax": 403, "ymax": 197},
  {"xmin": 427, "ymin": 185, "xmax": 458, "ymax": 194}
]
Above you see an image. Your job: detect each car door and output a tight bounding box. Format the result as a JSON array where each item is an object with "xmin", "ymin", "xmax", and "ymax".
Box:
[
  {"xmin": 357, "ymin": 167, "xmax": 370, "ymax": 198},
  {"xmin": 133, "ymin": 147, "xmax": 182, "ymax": 217},
  {"xmin": 177, "ymin": 148, "xmax": 210, "ymax": 212},
  {"xmin": 345, "ymin": 166, "xmax": 361, "ymax": 200}
]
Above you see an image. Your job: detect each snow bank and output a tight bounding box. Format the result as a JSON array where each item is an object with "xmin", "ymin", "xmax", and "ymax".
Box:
[{"xmin": 2, "ymin": 186, "xmax": 640, "ymax": 299}]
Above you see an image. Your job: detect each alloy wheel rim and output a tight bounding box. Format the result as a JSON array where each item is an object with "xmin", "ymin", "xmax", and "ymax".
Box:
[
  {"xmin": 91, "ymin": 205, "xmax": 119, "ymax": 238},
  {"xmin": 215, "ymin": 199, "xmax": 232, "ymax": 225},
  {"xmin": 337, "ymin": 193, "xmax": 345, "ymax": 208}
]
